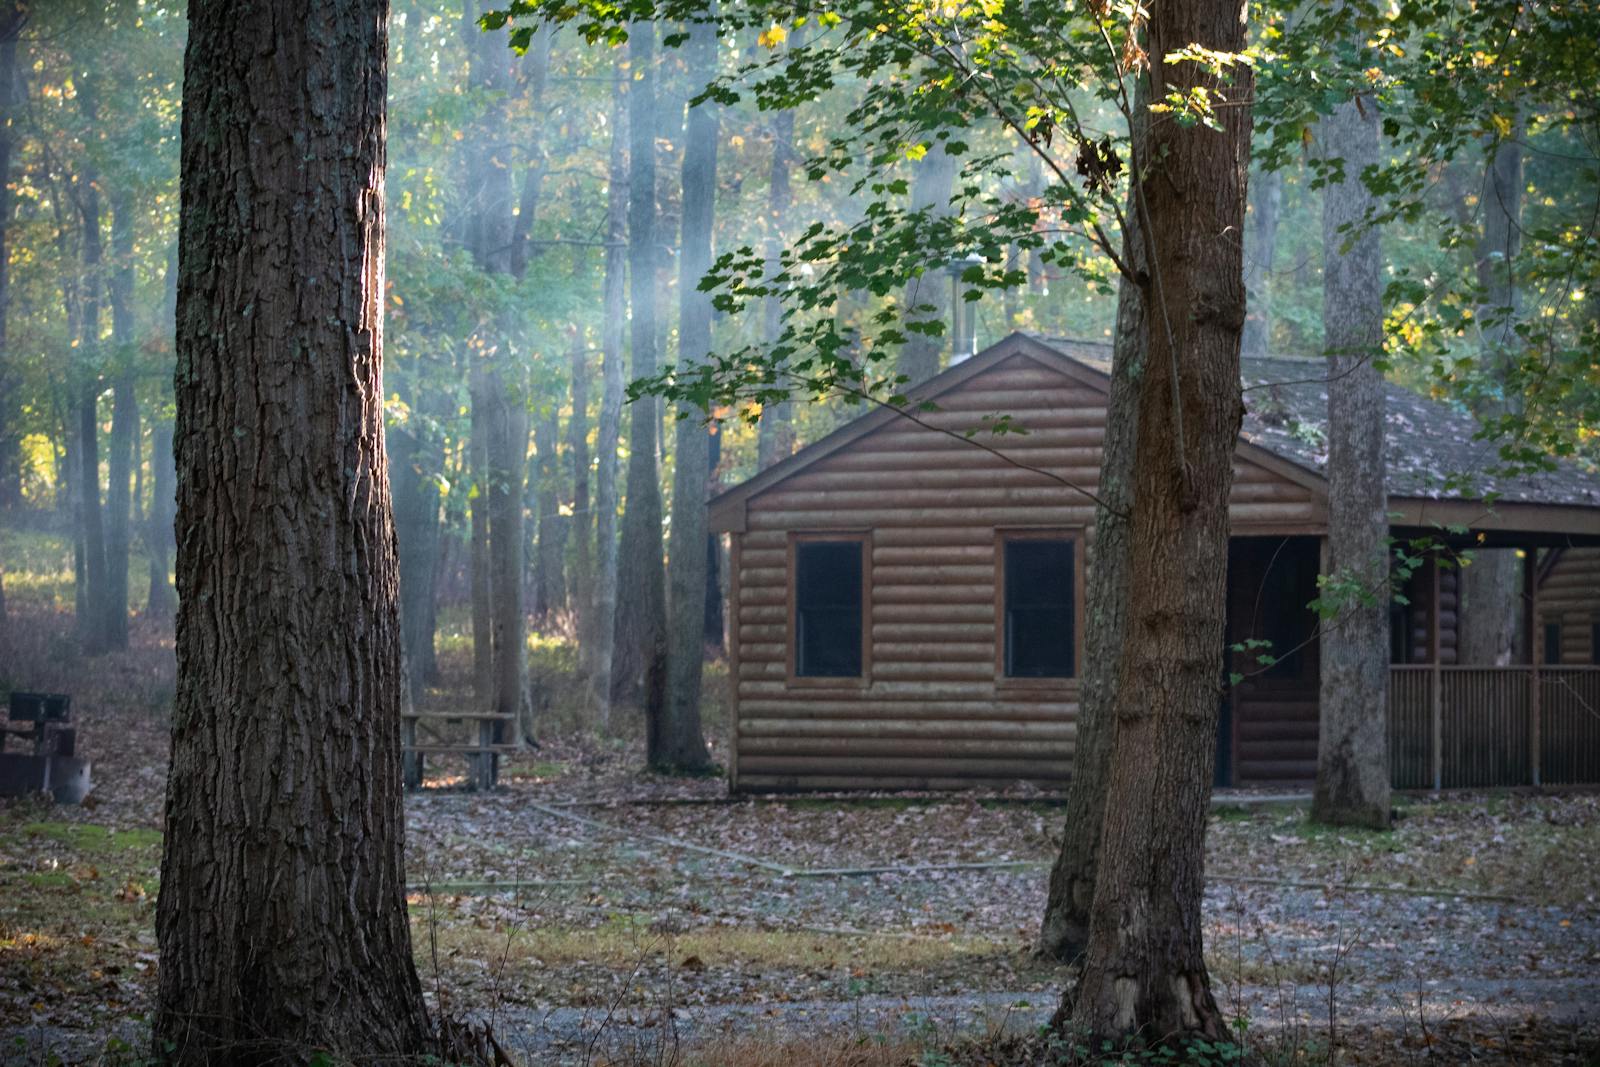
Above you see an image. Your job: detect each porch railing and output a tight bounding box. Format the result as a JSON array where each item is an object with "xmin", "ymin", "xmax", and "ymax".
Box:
[{"xmin": 1388, "ymin": 665, "xmax": 1600, "ymax": 789}]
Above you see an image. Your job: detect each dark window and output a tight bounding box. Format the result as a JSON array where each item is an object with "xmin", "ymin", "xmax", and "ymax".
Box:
[
  {"xmin": 795, "ymin": 540, "xmax": 863, "ymax": 677},
  {"xmin": 1544, "ymin": 622, "xmax": 1562, "ymax": 665},
  {"xmin": 1593, "ymin": 621, "xmax": 1599, "ymax": 666},
  {"xmin": 1004, "ymin": 538, "xmax": 1075, "ymax": 677}
]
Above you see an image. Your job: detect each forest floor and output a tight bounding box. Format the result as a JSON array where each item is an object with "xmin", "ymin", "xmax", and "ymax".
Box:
[{"xmin": 0, "ymin": 569, "xmax": 1598, "ymax": 1065}]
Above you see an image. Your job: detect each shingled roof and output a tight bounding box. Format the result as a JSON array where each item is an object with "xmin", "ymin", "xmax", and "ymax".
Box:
[
  {"xmin": 710, "ymin": 333, "xmax": 1600, "ymax": 539},
  {"xmin": 1034, "ymin": 335, "xmax": 1600, "ymax": 509}
]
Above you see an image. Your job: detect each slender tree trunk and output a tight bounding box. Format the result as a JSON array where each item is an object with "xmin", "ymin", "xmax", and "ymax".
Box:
[
  {"xmin": 76, "ymin": 150, "xmax": 109, "ymax": 654},
  {"xmin": 469, "ymin": 395, "xmax": 494, "ymax": 702},
  {"xmin": 392, "ymin": 382, "xmax": 444, "ymax": 703},
  {"xmin": 533, "ymin": 401, "xmax": 566, "ymax": 620},
  {"xmin": 1065, "ymin": 1, "xmax": 1251, "ymax": 1042},
  {"xmin": 703, "ymin": 424, "xmax": 723, "ymax": 651},
  {"xmin": 661, "ymin": 11, "xmax": 718, "ymax": 774},
  {"xmin": 1240, "ymin": 166, "xmax": 1283, "ymax": 361},
  {"xmin": 615, "ymin": 20, "xmax": 668, "ymax": 713},
  {"xmin": 146, "ymin": 419, "xmax": 176, "ymax": 619},
  {"xmin": 105, "ymin": 186, "xmax": 138, "ymax": 650},
  {"xmin": 896, "ymin": 142, "xmax": 957, "ymax": 386},
  {"xmin": 508, "ymin": 23, "xmax": 554, "ymax": 280},
  {"xmin": 485, "ymin": 373, "xmax": 529, "ymax": 737},
  {"xmin": 155, "ymin": 0, "xmax": 432, "ymax": 1058},
  {"xmin": 74, "ymin": 77, "xmax": 111, "ymax": 652},
  {"xmin": 1039, "ymin": 85, "xmax": 1149, "ymax": 961},
  {"xmin": 1313, "ymin": 73, "xmax": 1391, "ymax": 829},
  {"xmin": 0, "ymin": 4, "xmax": 21, "ymax": 510},
  {"xmin": 1458, "ymin": 128, "xmax": 1524, "ymax": 666},
  {"xmin": 755, "ymin": 26, "xmax": 800, "ymax": 471},
  {"xmin": 585, "ymin": 57, "xmax": 628, "ymax": 726},
  {"xmin": 145, "ymin": 244, "xmax": 178, "ymax": 621},
  {"xmin": 465, "ymin": 1, "xmax": 529, "ymax": 733},
  {"xmin": 568, "ymin": 328, "xmax": 592, "ymax": 630}
]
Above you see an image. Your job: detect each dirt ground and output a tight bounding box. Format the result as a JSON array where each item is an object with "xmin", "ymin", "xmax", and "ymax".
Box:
[{"xmin": 1, "ymin": 596, "xmax": 1599, "ymax": 1065}]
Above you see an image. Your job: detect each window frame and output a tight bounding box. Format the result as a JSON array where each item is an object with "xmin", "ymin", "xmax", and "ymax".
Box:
[
  {"xmin": 994, "ymin": 527, "xmax": 1084, "ymax": 687},
  {"xmin": 786, "ymin": 530, "xmax": 872, "ymax": 687}
]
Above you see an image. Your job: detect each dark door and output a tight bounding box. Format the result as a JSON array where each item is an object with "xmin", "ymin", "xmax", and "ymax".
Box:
[{"xmin": 1222, "ymin": 536, "xmax": 1323, "ymax": 786}]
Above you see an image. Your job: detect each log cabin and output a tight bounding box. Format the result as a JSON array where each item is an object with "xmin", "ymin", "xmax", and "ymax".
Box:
[{"xmin": 709, "ymin": 333, "xmax": 1600, "ymax": 793}]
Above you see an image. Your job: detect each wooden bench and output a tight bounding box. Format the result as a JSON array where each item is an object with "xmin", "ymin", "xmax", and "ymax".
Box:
[
  {"xmin": 0, "ymin": 692, "xmax": 91, "ymax": 803},
  {"xmin": 401, "ymin": 710, "xmax": 519, "ymax": 791}
]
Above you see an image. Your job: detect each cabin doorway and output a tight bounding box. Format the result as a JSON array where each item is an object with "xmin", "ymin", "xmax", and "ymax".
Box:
[{"xmin": 1219, "ymin": 536, "xmax": 1323, "ymax": 787}]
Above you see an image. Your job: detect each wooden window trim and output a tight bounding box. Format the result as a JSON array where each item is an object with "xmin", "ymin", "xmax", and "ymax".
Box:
[
  {"xmin": 994, "ymin": 527, "xmax": 1084, "ymax": 689},
  {"xmin": 786, "ymin": 530, "xmax": 872, "ymax": 688}
]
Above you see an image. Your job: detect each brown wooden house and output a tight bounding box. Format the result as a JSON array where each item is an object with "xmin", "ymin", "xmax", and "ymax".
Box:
[{"xmin": 709, "ymin": 333, "xmax": 1600, "ymax": 793}]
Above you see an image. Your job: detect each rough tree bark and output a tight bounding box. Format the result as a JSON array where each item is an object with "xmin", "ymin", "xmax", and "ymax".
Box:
[
  {"xmin": 614, "ymin": 20, "xmax": 669, "ymax": 711},
  {"xmin": 584, "ymin": 57, "xmax": 628, "ymax": 725},
  {"xmin": 660, "ymin": 11, "xmax": 718, "ymax": 774},
  {"xmin": 1312, "ymin": 71, "xmax": 1391, "ymax": 829},
  {"xmin": 0, "ymin": 3, "xmax": 22, "ymax": 509},
  {"xmin": 1240, "ymin": 167, "xmax": 1283, "ymax": 361},
  {"xmin": 1064, "ymin": 0, "xmax": 1251, "ymax": 1043},
  {"xmin": 1458, "ymin": 128, "xmax": 1523, "ymax": 666},
  {"xmin": 1039, "ymin": 86, "xmax": 1149, "ymax": 961},
  {"xmin": 154, "ymin": 0, "xmax": 432, "ymax": 1059},
  {"xmin": 105, "ymin": 186, "xmax": 139, "ymax": 650},
  {"xmin": 896, "ymin": 141, "xmax": 957, "ymax": 386}
]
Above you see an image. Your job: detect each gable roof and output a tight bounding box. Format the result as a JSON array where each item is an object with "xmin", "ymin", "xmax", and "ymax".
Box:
[{"xmin": 710, "ymin": 332, "xmax": 1600, "ymax": 538}]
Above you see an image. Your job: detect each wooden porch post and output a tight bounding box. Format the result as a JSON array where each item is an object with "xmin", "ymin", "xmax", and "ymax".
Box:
[
  {"xmin": 1524, "ymin": 550, "xmax": 1541, "ymax": 787},
  {"xmin": 1430, "ymin": 551, "xmax": 1443, "ymax": 791}
]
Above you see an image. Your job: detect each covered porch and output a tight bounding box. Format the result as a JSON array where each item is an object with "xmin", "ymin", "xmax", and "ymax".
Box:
[
  {"xmin": 1222, "ymin": 528, "xmax": 1600, "ymax": 790},
  {"xmin": 1388, "ymin": 531, "xmax": 1600, "ymax": 790}
]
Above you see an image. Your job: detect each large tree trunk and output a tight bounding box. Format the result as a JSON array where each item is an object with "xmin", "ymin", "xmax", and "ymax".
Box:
[
  {"xmin": 104, "ymin": 186, "xmax": 138, "ymax": 650},
  {"xmin": 584, "ymin": 57, "xmax": 628, "ymax": 726},
  {"xmin": 1065, "ymin": 1, "xmax": 1251, "ymax": 1043},
  {"xmin": 1240, "ymin": 166, "xmax": 1282, "ymax": 361},
  {"xmin": 660, "ymin": 12, "xmax": 718, "ymax": 774},
  {"xmin": 1458, "ymin": 130, "xmax": 1524, "ymax": 666},
  {"xmin": 895, "ymin": 142, "xmax": 957, "ymax": 386},
  {"xmin": 1039, "ymin": 87, "xmax": 1149, "ymax": 962},
  {"xmin": 1312, "ymin": 73, "xmax": 1391, "ymax": 829},
  {"xmin": 0, "ymin": 4, "xmax": 21, "ymax": 510},
  {"xmin": 154, "ymin": 0, "xmax": 432, "ymax": 1059},
  {"xmin": 614, "ymin": 20, "xmax": 668, "ymax": 712}
]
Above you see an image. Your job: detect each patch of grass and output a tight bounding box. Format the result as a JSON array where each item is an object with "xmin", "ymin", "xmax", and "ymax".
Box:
[
  {"xmin": 422, "ymin": 915, "xmax": 1009, "ymax": 973},
  {"xmin": 20, "ymin": 822, "xmax": 163, "ymax": 854}
]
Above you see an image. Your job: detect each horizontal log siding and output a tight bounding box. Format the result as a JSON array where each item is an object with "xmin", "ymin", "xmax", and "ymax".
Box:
[
  {"xmin": 1538, "ymin": 548, "xmax": 1600, "ymax": 664},
  {"xmin": 730, "ymin": 353, "xmax": 1324, "ymax": 791}
]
